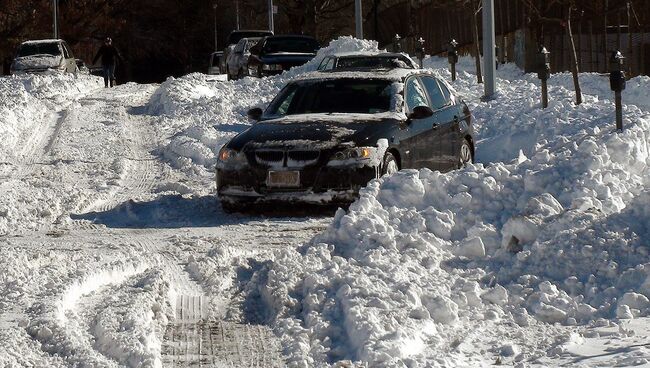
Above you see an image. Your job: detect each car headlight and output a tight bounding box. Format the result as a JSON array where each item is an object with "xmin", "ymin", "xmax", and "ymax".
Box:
[
  {"xmin": 217, "ymin": 147, "xmax": 247, "ymax": 167},
  {"xmin": 328, "ymin": 147, "xmax": 378, "ymax": 167},
  {"xmin": 262, "ymin": 64, "xmax": 282, "ymax": 71}
]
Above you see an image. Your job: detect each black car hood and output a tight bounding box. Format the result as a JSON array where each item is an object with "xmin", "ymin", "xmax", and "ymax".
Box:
[
  {"xmin": 228, "ymin": 113, "xmax": 401, "ymax": 151},
  {"xmin": 260, "ymin": 52, "xmax": 315, "ymax": 64}
]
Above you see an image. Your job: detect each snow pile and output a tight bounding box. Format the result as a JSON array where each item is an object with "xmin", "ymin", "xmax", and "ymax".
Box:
[
  {"xmin": 0, "ymin": 73, "xmax": 100, "ymax": 160},
  {"xmin": 247, "ymin": 56, "xmax": 650, "ymax": 366},
  {"xmin": 145, "ymin": 37, "xmax": 382, "ymax": 172}
]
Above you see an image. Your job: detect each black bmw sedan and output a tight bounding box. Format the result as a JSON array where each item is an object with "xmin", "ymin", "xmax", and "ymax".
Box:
[{"xmin": 216, "ymin": 69, "xmax": 474, "ymax": 209}]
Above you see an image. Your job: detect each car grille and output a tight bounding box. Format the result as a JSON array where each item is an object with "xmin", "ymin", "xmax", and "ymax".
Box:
[
  {"xmin": 255, "ymin": 150, "xmax": 285, "ymax": 166},
  {"xmin": 288, "ymin": 150, "xmax": 319, "ymax": 162},
  {"xmin": 253, "ymin": 149, "xmax": 320, "ymax": 168}
]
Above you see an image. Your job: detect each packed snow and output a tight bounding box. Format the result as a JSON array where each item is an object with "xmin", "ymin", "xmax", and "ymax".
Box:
[{"xmin": 1, "ymin": 36, "xmax": 650, "ymax": 367}]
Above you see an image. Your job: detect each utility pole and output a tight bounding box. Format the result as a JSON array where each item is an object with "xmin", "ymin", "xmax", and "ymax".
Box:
[
  {"xmin": 482, "ymin": 0, "xmax": 497, "ymax": 98},
  {"xmin": 53, "ymin": 0, "xmax": 59, "ymax": 38},
  {"xmin": 268, "ymin": 0, "xmax": 275, "ymax": 33},
  {"xmin": 213, "ymin": 3, "xmax": 218, "ymax": 51},
  {"xmin": 355, "ymin": 0, "xmax": 363, "ymax": 39}
]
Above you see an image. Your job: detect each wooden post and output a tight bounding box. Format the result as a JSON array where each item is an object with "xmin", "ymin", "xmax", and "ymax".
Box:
[
  {"xmin": 567, "ymin": 5, "xmax": 583, "ymax": 105},
  {"xmin": 605, "ymin": 0, "xmax": 609, "ymax": 71},
  {"xmin": 589, "ymin": 21, "xmax": 595, "ymax": 71},
  {"xmin": 577, "ymin": 12, "xmax": 583, "ymax": 71}
]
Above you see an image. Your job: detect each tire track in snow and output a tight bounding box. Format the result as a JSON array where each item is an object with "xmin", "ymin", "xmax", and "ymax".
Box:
[{"xmin": 79, "ymin": 92, "xmax": 160, "ymax": 214}]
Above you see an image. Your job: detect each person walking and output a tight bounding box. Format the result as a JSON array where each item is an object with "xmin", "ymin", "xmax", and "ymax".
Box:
[{"xmin": 93, "ymin": 37, "xmax": 122, "ymax": 88}]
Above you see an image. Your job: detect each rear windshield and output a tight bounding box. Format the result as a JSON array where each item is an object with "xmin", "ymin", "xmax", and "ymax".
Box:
[
  {"xmin": 18, "ymin": 43, "xmax": 61, "ymax": 57},
  {"xmin": 227, "ymin": 31, "xmax": 272, "ymax": 45},
  {"xmin": 337, "ymin": 56, "xmax": 413, "ymax": 69},
  {"xmin": 263, "ymin": 38, "xmax": 319, "ymax": 54},
  {"xmin": 265, "ymin": 79, "xmax": 393, "ymax": 117}
]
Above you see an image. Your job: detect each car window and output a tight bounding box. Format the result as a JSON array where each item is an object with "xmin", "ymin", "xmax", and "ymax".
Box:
[
  {"xmin": 420, "ymin": 76, "xmax": 449, "ymax": 110},
  {"xmin": 276, "ymin": 88, "xmax": 298, "ymax": 116},
  {"xmin": 234, "ymin": 41, "xmax": 245, "ymax": 53},
  {"xmin": 405, "ymin": 77, "xmax": 429, "ymax": 113},
  {"xmin": 317, "ymin": 57, "xmax": 330, "ymax": 71},
  {"xmin": 437, "ymin": 80, "xmax": 453, "ymax": 103},
  {"xmin": 265, "ymin": 79, "xmax": 393, "ymax": 116},
  {"xmin": 63, "ymin": 43, "xmax": 73, "ymax": 58},
  {"xmin": 325, "ymin": 58, "xmax": 336, "ymax": 70},
  {"xmin": 17, "ymin": 42, "xmax": 61, "ymax": 57}
]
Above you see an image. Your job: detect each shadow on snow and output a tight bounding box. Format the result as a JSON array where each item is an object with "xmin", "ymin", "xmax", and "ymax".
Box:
[{"xmin": 71, "ymin": 194, "xmax": 337, "ymax": 229}]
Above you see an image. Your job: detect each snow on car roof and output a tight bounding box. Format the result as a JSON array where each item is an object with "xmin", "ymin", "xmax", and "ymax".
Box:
[
  {"xmin": 21, "ymin": 39, "xmax": 64, "ymax": 45},
  {"xmin": 293, "ymin": 68, "xmax": 434, "ymax": 83},
  {"xmin": 330, "ymin": 51, "xmax": 410, "ymax": 58}
]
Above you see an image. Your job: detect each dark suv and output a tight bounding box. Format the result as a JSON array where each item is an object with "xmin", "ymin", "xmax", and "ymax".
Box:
[
  {"xmin": 247, "ymin": 35, "xmax": 320, "ymax": 78},
  {"xmin": 216, "ymin": 69, "xmax": 474, "ymax": 209}
]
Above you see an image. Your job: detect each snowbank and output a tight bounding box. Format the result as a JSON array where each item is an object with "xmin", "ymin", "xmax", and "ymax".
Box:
[
  {"xmin": 246, "ymin": 54, "xmax": 650, "ymax": 366},
  {"xmin": 0, "ymin": 73, "xmax": 101, "ymax": 161}
]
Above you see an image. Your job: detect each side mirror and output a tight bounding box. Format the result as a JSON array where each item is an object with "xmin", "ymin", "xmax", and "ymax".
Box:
[
  {"xmin": 247, "ymin": 107, "xmax": 263, "ymax": 121},
  {"xmin": 407, "ymin": 105, "xmax": 434, "ymax": 120}
]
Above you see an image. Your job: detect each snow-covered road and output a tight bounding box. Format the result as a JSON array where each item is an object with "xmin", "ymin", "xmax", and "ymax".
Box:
[
  {"xmin": 3, "ymin": 36, "xmax": 650, "ymax": 367},
  {"xmin": 0, "ymin": 79, "xmax": 330, "ymax": 367}
]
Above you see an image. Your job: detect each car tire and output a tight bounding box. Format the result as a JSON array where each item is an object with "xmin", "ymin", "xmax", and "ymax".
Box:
[
  {"xmin": 221, "ymin": 200, "xmax": 238, "ymax": 214},
  {"xmin": 459, "ymin": 138, "xmax": 474, "ymax": 168},
  {"xmin": 381, "ymin": 152, "xmax": 399, "ymax": 176},
  {"xmin": 237, "ymin": 69, "xmax": 244, "ymax": 79}
]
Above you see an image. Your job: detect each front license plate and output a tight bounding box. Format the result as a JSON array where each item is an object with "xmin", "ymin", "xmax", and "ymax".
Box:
[{"xmin": 267, "ymin": 170, "xmax": 300, "ymax": 187}]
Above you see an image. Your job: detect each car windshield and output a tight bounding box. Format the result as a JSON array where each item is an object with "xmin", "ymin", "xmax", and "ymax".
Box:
[
  {"xmin": 18, "ymin": 43, "xmax": 61, "ymax": 57},
  {"xmin": 337, "ymin": 56, "xmax": 412, "ymax": 69},
  {"xmin": 263, "ymin": 38, "xmax": 318, "ymax": 54},
  {"xmin": 266, "ymin": 79, "xmax": 393, "ymax": 117}
]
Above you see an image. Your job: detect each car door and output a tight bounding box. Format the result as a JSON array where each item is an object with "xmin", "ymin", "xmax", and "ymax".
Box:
[
  {"xmin": 61, "ymin": 42, "xmax": 76, "ymax": 72},
  {"xmin": 399, "ymin": 76, "xmax": 441, "ymax": 170},
  {"xmin": 420, "ymin": 75, "xmax": 459, "ymax": 171}
]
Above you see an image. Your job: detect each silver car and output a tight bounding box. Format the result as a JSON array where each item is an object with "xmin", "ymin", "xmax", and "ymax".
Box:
[
  {"xmin": 10, "ymin": 39, "xmax": 78, "ymax": 74},
  {"xmin": 226, "ymin": 37, "xmax": 261, "ymax": 80}
]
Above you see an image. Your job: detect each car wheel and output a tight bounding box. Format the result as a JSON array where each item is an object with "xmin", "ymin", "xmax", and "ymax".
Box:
[
  {"xmin": 459, "ymin": 139, "xmax": 474, "ymax": 168},
  {"xmin": 381, "ymin": 152, "xmax": 399, "ymax": 176},
  {"xmin": 221, "ymin": 200, "xmax": 238, "ymax": 214}
]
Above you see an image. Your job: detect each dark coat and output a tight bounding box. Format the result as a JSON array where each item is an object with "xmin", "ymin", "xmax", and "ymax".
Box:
[{"xmin": 93, "ymin": 44, "xmax": 122, "ymax": 66}]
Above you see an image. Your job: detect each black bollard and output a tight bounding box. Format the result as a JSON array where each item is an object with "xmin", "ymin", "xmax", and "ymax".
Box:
[
  {"xmin": 610, "ymin": 51, "xmax": 626, "ymax": 131},
  {"xmin": 537, "ymin": 47, "xmax": 551, "ymax": 108}
]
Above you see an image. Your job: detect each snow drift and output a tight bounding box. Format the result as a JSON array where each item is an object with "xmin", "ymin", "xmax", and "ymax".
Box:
[{"xmin": 245, "ymin": 56, "xmax": 650, "ymax": 366}]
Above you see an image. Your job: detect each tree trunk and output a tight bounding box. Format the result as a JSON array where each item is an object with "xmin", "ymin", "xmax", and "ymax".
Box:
[
  {"xmin": 472, "ymin": 4, "xmax": 483, "ymax": 84},
  {"xmin": 567, "ymin": 6, "xmax": 583, "ymax": 105}
]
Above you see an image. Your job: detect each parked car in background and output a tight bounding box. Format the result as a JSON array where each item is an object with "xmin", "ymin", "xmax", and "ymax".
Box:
[
  {"xmin": 317, "ymin": 52, "xmax": 418, "ymax": 71},
  {"xmin": 222, "ymin": 30, "xmax": 273, "ymax": 74},
  {"xmin": 10, "ymin": 39, "xmax": 78, "ymax": 74},
  {"xmin": 225, "ymin": 37, "xmax": 261, "ymax": 80},
  {"xmin": 208, "ymin": 51, "xmax": 223, "ymax": 75},
  {"xmin": 247, "ymin": 35, "xmax": 319, "ymax": 78},
  {"xmin": 216, "ymin": 68, "xmax": 474, "ymax": 210}
]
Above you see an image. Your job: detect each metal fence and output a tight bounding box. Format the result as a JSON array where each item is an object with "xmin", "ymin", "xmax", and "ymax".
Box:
[{"xmin": 368, "ymin": 0, "xmax": 649, "ymax": 76}]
